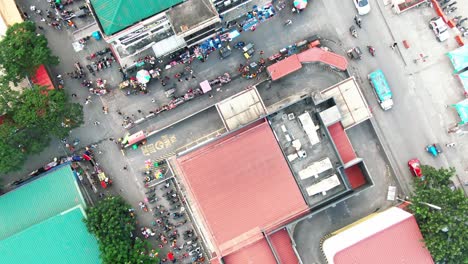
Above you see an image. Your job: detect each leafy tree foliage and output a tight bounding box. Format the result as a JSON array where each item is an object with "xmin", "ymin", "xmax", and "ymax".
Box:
[
  {"xmin": 0, "ymin": 21, "xmax": 59, "ymax": 84},
  {"xmin": 409, "ymin": 165, "xmax": 468, "ymax": 263},
  {"xmin": 84, "ymin": 196, "xmax": 158, "ymax": 264},
  {"xmin": 0, "ymin": 85, "xmax": 83, "ymax": 173}
]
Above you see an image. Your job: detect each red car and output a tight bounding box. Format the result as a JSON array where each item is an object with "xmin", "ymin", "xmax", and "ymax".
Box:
[{"xmin": 408, "ymin": 159, "xmax": 423, "ymax": 177}]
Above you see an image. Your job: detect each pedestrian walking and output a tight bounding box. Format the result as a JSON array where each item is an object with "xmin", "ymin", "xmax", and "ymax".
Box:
[
  {"xmin": 93, "ymin": 121, "xmax": 100, "ymax": 125},
  {"xmin": 71, "ymin": 93, "xmax": 77, "ymax": 97},
  {"xmin": 85, "ymin": 98, "xmax": 92, "ymax": 104},
  {"xmin": 259, "ymin": 50, "xmax": 264, "ymax": 55},
  {"xmin": 123, "ymin": 166, "xmax": 128, "ymax": 170},
  {"xmin": 151, "ymin": 98, "xmax": 156, "ymax": 103},
  {"xmin": 390, "ymin": 42, "xmax": 397, "ymax": 50}
]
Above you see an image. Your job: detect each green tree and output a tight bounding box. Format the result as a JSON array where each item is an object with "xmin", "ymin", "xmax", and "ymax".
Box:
[
  {"xmin": 0, "ymin": 21, "xmax": 59, "ymax": 84},
  {"xmin": 409, "ymin": 165, "xmax": 468, "ymax": 264},
  {"xmin": 84, "ymin": 196, "xmax": 158, "ymax": 264},
  {"xmin": 0, "ymin": 85, "xmax": 83, "ymax": 173}
]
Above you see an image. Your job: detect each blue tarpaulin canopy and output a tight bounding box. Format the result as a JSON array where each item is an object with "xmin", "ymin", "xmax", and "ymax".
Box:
[
  {"xmin": 447, "ymin": 45, "xmax": 468, "ymax": 73},
  {"xmin": 453, "ymin": 98, "xmax": 468, "ymax": 124}
]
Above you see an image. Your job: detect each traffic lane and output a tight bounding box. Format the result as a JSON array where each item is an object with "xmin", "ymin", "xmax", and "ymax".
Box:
[
  {"xmin": 125, "ymin": 106, "xmax": 225, "ymax": 164},
  {"xmin": 294, "ymin": 120, "xmax": 398, "ymax": 263}
]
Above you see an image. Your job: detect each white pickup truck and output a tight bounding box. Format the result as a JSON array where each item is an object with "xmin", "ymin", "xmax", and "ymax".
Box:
[{"xmin": 429, "ymin": 17, "xmax": 449, "ymax": 42}]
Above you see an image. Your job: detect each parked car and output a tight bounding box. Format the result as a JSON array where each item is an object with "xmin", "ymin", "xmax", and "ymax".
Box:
[
  {"xmin": 353, "ymin": 0, "xmax": 371, "ymax": 15},
  {"xmin": 429, "ymin": 17, "xmax": 449, "ymax": 42},
  {"xmin": 408, "ymin": 159, "xmax": 423, "ymax": 178}
]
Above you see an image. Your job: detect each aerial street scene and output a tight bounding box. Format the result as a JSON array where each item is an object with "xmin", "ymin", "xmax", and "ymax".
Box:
[{"xmin": 0, "ymin": 0, "xmax": 468, "ymax": 263}]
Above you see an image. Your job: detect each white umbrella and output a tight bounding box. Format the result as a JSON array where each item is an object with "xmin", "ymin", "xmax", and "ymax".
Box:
[{"xmin": 136, "ymin": 70, "xmax": 151, "ymax": 84}]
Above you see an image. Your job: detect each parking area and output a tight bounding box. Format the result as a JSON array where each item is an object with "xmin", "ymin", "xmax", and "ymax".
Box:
[{"xmin": 268, "ymin": 98, "xmax": 346, "ymax": 205}]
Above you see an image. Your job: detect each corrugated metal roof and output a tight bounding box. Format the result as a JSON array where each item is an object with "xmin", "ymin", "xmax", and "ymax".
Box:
[
  {"xmin": 0, "ymin": 207, "xmax": 101, "ymax": 264},
  {"xmin": 31, "ymin": 64, "xmax": 54, "ymax": 90},
  {"xmin": 267, "ymin": 54, "xmax": 302, "ymax": 81},
  {"xmin": 270, "ymin": 229, "xmax": 300, "ymax": 264},
  {"xmin": 90, "ymin": 0, "xmax": 183, "ymax": 35},
  {"xmin": 0, "ymin": 164, "xmax": 86, "ymax": 240},
  {"xmin": 177, "ymin": 120, "xmax": 308, "ymax": 256},
  {"xmin": 327, "ymin": 122, "xmax": 357, "ymax": 164},
  {"xmin": 297, "ymin": 47, "xmax": 348, "ymax": 71},
  {"xmin": 223, "ymin": 238, "xmax": 277, "ymax": 264},
  {"xmin": 331, "ymin": 210, "xmax": 434, "ymax": 264}
]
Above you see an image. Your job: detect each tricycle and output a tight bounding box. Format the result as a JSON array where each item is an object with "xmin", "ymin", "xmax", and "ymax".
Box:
[
  {"xmin": 243, "ymin": 43, "xmax": 255, "ymax": 59},
  {"xmin": 346, "ymin": 47, "xmax": 362, "ymax": 60},
  {"xmin": 425, "ymin": 143, "xmax": 442, "ymax": 157}
]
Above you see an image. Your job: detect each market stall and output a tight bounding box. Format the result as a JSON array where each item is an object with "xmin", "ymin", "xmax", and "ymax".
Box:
[{"xmin": 447, "ymin": 45, "xmax": 468, "ymax": 73}]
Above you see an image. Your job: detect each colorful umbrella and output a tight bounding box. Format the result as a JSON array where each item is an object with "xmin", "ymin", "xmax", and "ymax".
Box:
[
  {"xmin": 136, "ymin": 70, "xmax": 151, "ymax": 84},
  {"xmin": 294, "ymin": 0, "xmax": 308, "ymax": 9}
]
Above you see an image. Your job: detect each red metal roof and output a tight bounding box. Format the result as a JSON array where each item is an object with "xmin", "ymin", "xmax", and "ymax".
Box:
[
  {"xmin": 334, "ymin": 216, "xmax": 434, "ymax": 264},
  {"xmin": 327, "ymin": 122, "xmax": 356, "ymax": 164},
  {"xmin": 344, "ymin": 165, "xmax": 367, "ymax": 189},
  {"xmin": 31, "ymin": 65, "xmax": 54, "ymax": 90},
  {"xmin": 297, "ymin": 47, "xmax": 348, "ymax": 71},
  {"xmin": 224, "ymin": 238, "xmax": 277, "ymax": 264},
  {"xmin": 176, "ymin": 120, "xmax": 308, "ymax": 256},
  {"xmin": 267, "ymin": 54, "xmax": 303, "ymax": 81},
  {"xmin": 223, "ymin": 229, "xmax": 299, "ymax": 264},
  {"xmin": 270, "ymin": 229, "xmax": 299, "ymax": 264}
]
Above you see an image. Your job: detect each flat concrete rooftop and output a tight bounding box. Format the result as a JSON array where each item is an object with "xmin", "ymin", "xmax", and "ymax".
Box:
[
  {"xmin": 168, "ymin": 0, "xmax": 219, "ymax": 35},
  {"xmin": 267, "ymin": 97, "xmax": 347, "ymax": 206}
]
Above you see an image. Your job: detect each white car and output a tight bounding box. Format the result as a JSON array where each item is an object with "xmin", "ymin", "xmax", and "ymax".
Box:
[
  {"xmin": 354, "ymin": 0, "xmax": 371, "ymax": 15},
  {"xmin": 429, "ymin": 17, "xmax": 449, "ymax": 42}
]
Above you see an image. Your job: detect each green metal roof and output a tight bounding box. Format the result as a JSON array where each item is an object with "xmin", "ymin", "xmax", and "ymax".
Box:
[
  {"xmin": 0, "ymin": 207, "xmax": 101, "ymax": 264},
  {"xmin": 90, "ymin": 0, "xmax": 184, "ymax": 35},
  {"xmin": 0, "ymin": 164, "xmax": 86, "ymax": 240}
]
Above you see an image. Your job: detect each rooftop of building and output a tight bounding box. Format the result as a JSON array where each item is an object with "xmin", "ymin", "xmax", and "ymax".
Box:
[
  {"xmin": 90, "ymin": 0, "xmax": 184, "ymax": 35},
  {"xmin": 167, "ymin": 0, "xmax": 219, "ymax": 35},
  {"xmin": 175, "ymin": 120, "xmax": 308, "ymax": 257},
  {"xmin": 267, "ymin": 97, "xmax": 345, "ymax": 205},
  {"xmin": 0, "ymin": 164, "xmax": 86, "ymax": 239},
  {"xmin": 0, "ymin": 164, "xmax": 100, "ymax": 263},
  {"xmin": 322, "ymin": 207, "xmax": 434, "ymax": 264},
  {"xmin": 0, "ymin": 207, "xmax": 101, "ymax": 264}
]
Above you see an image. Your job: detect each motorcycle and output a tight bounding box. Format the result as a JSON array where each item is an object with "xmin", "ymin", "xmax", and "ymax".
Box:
[
  {"xmin": 354, "ymin": 15, "xmax": 362, "ymax": 28},
  {"xmin": 284, "ymin": 19, "xmax": 292, "ymax": 26},
  {"xmin": 367, "ymin": 45, "xmax": 376, "ymax": 56},
  {"xmin": 139, "ymin": 201, "xmax": 148, "ymax": 212},
  {"xmin": 350, "ymin": 25, "xmax": 358, "ymax": 38},
  {"xmin": 233, "ymin": 41, "xmax": 246, "ymax": 49}
]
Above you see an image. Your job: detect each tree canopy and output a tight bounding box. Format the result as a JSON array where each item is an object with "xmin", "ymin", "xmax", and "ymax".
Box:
[
  {"xmin": 0, "ymin": 21, "xmax": 59, "ymax": 84},
  {"xmin": 409, "ymin": 165, "xmax": 468, "ymax": 264},
  {"xmin": 84, "ymin": 196, "xmax": 158, "ymax": 264},
  {"xmin": 0, "ymin": 85, "xmax": 83, "ymax": 173}
]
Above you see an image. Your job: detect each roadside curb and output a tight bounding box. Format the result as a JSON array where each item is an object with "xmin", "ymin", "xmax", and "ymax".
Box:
[{"xmin": 369, "ymin": 117, "xmax": 409, "ymax": 196}]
